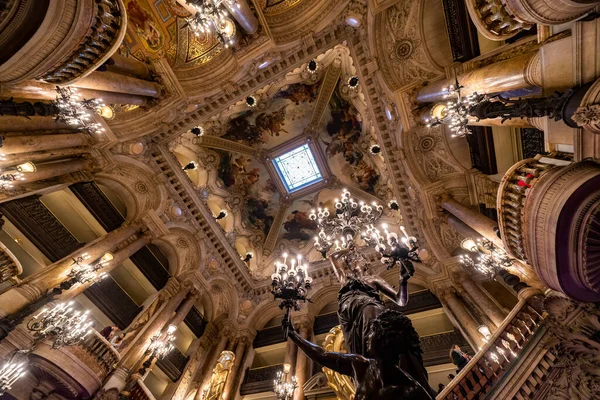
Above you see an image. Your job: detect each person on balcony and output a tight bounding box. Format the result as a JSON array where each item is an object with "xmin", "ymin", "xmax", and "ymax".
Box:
[
  {"xmin": 450, "ymin": 344, "xmax": 471, "ymax": 372},
  {"xmin": 283, "ymin": 309, "xmax": 436, "ymax": 399}
]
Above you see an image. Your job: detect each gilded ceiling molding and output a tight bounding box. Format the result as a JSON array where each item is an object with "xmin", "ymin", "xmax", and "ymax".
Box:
[
  {"xmin": 266, "ymin": 0, "xmax": 350, "ymax": 44},
  {"xmin": 371, "ymin": 0, "xmax": 444, "ymax": 92}
]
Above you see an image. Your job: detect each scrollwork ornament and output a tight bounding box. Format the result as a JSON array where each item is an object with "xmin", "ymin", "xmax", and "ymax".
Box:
[{"xmin": 572, "ymin": 105, "xmax": 600, "ymax": 128}]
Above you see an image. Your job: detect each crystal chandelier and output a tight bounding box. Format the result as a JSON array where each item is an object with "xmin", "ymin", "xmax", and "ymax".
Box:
[
  {"xmin": 147, "ymin": 324, "xmax": 177, "ymax": 360},
  {"xmin": 426, "ymin": 78, "xmax": 486, "ymax": 138},
  {"xmin": 0, "ymin": 162, "xmax": 36, "ymax": 190},
  {"xmin": 273, "ymin": 363, "xmax": 297, "ymax": 400},
  {"xmin": 54, "ymin": 87, "xmax": 105, "ymax": 134},
  {"xmin": 185, "ymin": 0, "xmax": 237, "ymax": 48},
  {"xmin": 309, "ymin": 189, "xmax": 420, "ymax": 272},
  {"xmin": 66, "ymin": 252, "xmax": 112, "ymax": 286},
  {"xmin": 0, "ymin": 350, "xmax": 29, "ymax": 395},
  {"xmin": 459, "ymin": 238, "xmax": 513, "ymax": 279},
  {"xmin": 310, "ymin": 189, "xmax": 384, "ymax": 255},
  {"xmin": 271, "ymin": 253, "xmax": 312, "ymax": 337},
  {"xmin": 27, "ymin": 301, "xmax": 94, "ymax": 349}
]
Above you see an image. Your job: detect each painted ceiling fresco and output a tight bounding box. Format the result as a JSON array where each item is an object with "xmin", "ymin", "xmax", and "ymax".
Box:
[
  {"xmin": 181, "ymin": 66, "xmax": 393, "ymax": 276},
  {"xmin": 219, "ymin": 83, "xmax": 320, "ymax": 148},
  {"xmin": 215, "ymin": 150, "xmax": 280, "ymax": 237}
]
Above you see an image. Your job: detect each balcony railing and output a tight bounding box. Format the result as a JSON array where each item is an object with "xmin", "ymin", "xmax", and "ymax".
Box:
[
  {"xmin": 240, "ymin": 364, "xmax": 282, "ymax": 395},
  {"xmin": 129, "ymin": 379, "xmax": 155, "ymax": 400},
  {"xmin": 156, "ymin": 346, "xmax": 189, "ymax": 382},
  {"xmin": 66, "ymin": 330, "xmax": 121, "ymax": 381},
  {"xmin": 437, "ymin": 289, "xmax": 544, "ymax": 399},
  {"xmin": 497, "ymin": 155, "xmax": 567, "ymax": 262},
  {"xmin": 0, "ymin": 241, "xmax": 22, "ymax": 283}
]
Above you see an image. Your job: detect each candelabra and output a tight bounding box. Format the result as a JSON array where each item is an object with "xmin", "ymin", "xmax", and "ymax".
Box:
[
  {"xmin": 426, "ymin": 78, "xmax": 486, "ymax": 138},
  {"xmin": 271, "ymin": 253, "xmax": 312, "ymax": 338},
  {"xmin": 54, "ymin": 87, "xmax": 105, "ymax": 134},
  {"xmin": 0, "ymin": 350, "xmax": 29, "ymax": 395},
  {"xmin": 361, "ymin": 223, "xmax": 421, "ymax": 276},
  {"xmin": 309, "ymin": 189, "xmax": 420, "ymax": 274},
  {"xmin": 185, "ymin": 0, "xmax": 238, "ymax": 48},
  {"xmin": 27, "ymin": 301, "xmax": 94, "ymax": 349},
  {"xmin": 273, "ymin": 363, "xmax": 297, "ymax": 400}
]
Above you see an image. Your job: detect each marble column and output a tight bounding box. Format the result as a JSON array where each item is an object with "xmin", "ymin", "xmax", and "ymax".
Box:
[
  {"xmin": 0, "ymin": 147, "xmax": 90, "ymax": 170},
  {"xmin": 459, "ymin": 275, "xmax": 508, "ymax": 328},
  {"xmin": 106, "ymin": 54, "xmax": 151, "ymax": 79},
  {"xmin": 441, "ymin": 197, "xmax": 504, "ymax": 249},
  {"xmin": 166, "ymin": 325, "xmax": 217, "ymax": 400},
  {"xmin": 197, "ymin": 329, "xmax": 231, "ymax": 399},
  {"xmin": 417, "ymin": 52, "xmax": 540, "ymax": 103},
  {"xmin": 10, "ymin": 158, "xmax": 90, "ymax": 188},
  {"xmin": 442, "ymin": 288, "xmax": 484, "ymax": 347},
  {"xmin": 293, "ymin": 319, "xmax": 312, "ymax": 400},
  {"xmin": 283, "ymin": 337, "xmax": 297, "ymax": 373},
  {"xmin": 1, "ymin": 134, "xmax": 89, "ymax": 155},
  {"xmin": 61, "ymin": 235, "xmax": 151, "ymax": 299},
  {"xmin": 0, "ymin": 222, "xmax": 141, "ymax": 316},
  {"xmin": 0, "ymin": 80, "xmax": 148, "ymax": 105},
  {"xmin": 120, "ymin": 282, "xmax": 191, "ymax": 371},
  {"xmin": 167, "ymin": 291, "xmax": 200, "ymax": 328},
  {"xmin": 223, "ymin": 336, "xmax": 247, "ymax": 400},
  {"xmin": 73, "ymin": 71, "xmax": 162, "ymax": 98}
]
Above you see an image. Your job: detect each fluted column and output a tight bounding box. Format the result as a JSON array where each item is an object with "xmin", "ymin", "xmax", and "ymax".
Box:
[
  {"xmin": 120, "ymin": 281, "xmax": 191, "ymax": 371},
  {"xmin": 10, "ymin": 158, "xmax": 90, "ymax": 188},
  {"xmin": 1, "ymin": 134, "xmax": 89, "ymax": 155},
  {"xmin": 459, "ymin": 275, "xmax": 508, "ymax": 328},
  {"xmin": 417, "ymin": 52, "xmax": 540, "ymax": 103},
  {"xmin": 0, "ymin": 222, "xmax": 141, "ymax": 316},
  {"xmin": 73, "ymin": 71, "xmax": 162, "ymax": 98},
  {"xmin": 442, "ymin": 288, "xmax": 484, "ymax": 347},
  {"xmin": 223, "ymin": 336, "xmax": 248, "ymax": 400},
  {"xmin": 197, "ymin": 328, "xmax": 231, "ymax": 399},
  {"xmin": 442, "ymin": 197, "xmax": 504, "ymax": 249},
  {"xmin": 293, "ymin": 318, "xmax": 312, "ymax": 400}
]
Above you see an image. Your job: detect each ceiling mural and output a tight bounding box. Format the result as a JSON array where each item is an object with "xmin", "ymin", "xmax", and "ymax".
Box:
[
  {"xmin": 217, "ymin": 83, "xmax": 320, "ymax": 148},
  {"xmin": 176, "ymin": 54, "xmax": 396, "ymax": 276},
  {"xmin": 318, "ymin": 81, "xmax": 379, "ymax": 195},
  {"xmin": 215, "ymin": 150, "xmax": 279, "ymax": 237}
]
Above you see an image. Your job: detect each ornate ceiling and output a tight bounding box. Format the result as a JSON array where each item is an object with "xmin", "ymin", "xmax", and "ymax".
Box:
[
  {"xmin": 174, "ymin": 48, "xmax": 400, "ymax": 278},
  {"xmin": 94, "ymin": 0, "xmax": 466, "ymax": 310}
]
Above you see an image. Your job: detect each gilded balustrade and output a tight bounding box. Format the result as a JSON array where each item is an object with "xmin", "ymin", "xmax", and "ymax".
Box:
[
  {"xmin": 39, "ymin": 0, "xmax": 126, "ymax": 85},
  {"xmin": 437, "ymin": 290, "xmax": 544, "ymax": 400},
  {"xmin": 66, "ymin": 330, "xmax": 121, "ymax": 381},
  {"xmin": 465, "ymin": 0, "xmax": 532, "ymax": 41},
  {"xmin": 496, "ymin": 155, "xmax": 563, "ymax": 262},
  {"xmin": 129, "ymin": 379, "xmax": 155, "ymax": 400},
  {"xmin": 0, "ymin": 241, "xmax": 22, "ymax": 283}
]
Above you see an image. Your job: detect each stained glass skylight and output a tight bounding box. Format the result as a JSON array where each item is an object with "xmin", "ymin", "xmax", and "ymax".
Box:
[{"xmin": 273, "ymin": 144, "xmax": 323, "ymax": 193}]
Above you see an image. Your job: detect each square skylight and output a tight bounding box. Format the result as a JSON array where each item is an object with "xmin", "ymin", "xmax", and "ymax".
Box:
[{"xmin": 273, "ymin": 144, "xmax": 323, "ymax": 193}]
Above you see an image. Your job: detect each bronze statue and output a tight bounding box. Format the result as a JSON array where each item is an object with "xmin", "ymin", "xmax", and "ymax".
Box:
[
  {"xmin": 330, "ymin": 246, "xmax": 410, "ymax": 356},
  {"xmin": 284, "ymin": 309, "xmax": 436, "ymax": 399}
]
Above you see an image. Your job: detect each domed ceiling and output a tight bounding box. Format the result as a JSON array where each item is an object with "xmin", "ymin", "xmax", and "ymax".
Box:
[{"xmin": 173, "ymin": 51, "xmax": 401, "ymax": 278}]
